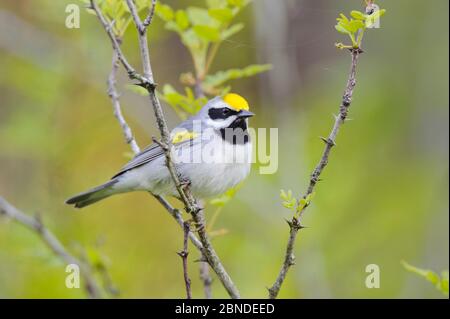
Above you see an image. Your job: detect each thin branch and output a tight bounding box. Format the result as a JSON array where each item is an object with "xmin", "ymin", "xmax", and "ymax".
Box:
[
  {"xmin": 267, "ymin": 218, "xmax": 302, "ymax": 299},
  {"xmin": 153, "ymin": 194, "xmax": 204, "ymax": 252},
  {"xmin": 268, "ymin": 48, "xmax": 363, "ymax": 299},
  {"xmin": 124, "ymin": 0, "xmax": 241, "ymax": 299},
  {"xmin": 108, "ymin": 49, "xmax": 140, "ymax": 154},
  {"xmin": 178, "ymin": 221, "xmax": 192, "ymax": 299},
  {"xmin": 124, "ymin": 0, "xmax": 195, "ymax": 209},
  {"xmin": 191, "ymin": 209, "xmax": 240, "ymax": 298},
  {"xmin": 303, "ymin": 48, "xmax": 362, "ymax": 204},
  {"xmin": 89, "ymin": 0, "xmax": 148, "ymax": 84},
  {"xmin": 199, "ymin": 261, "xmax": 213, "ymax": 299},
  {"xmin": 0, "ymin": 197, "xmax": 102, "ymax": 299},
  {"xmin": 142, "ymin": 0, "xmax": 157, "ymax": 31}
]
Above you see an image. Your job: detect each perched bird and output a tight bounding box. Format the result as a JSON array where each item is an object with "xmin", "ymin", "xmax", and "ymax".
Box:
[{"xmin": 66, "ymin": 93, "xmax": 254, "ymax": 208}]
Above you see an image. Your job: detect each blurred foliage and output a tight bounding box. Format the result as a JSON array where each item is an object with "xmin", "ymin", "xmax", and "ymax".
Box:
[
  {"xmin": 402, "ymin": 261, "xmax": 449, "ymax": 297},
  {"xmin": 81, "ymin": 0, "xmax": 151, "ymax": 36},
  {"xmin": 335, "ymin": 7, "xmax": 386, "ymax": 49},
  {"xmin": 0, "ymin": 0, "xmax": 448, "ymax": 299},
  {"xmin": 155, "ymin": 0, "xmax": 271, "ymax": 117}
]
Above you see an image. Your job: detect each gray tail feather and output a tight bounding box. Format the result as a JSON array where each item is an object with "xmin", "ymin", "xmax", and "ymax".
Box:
[{"xmin": 65, "ymin": 179, "xmax": 118, "ymax": 208}]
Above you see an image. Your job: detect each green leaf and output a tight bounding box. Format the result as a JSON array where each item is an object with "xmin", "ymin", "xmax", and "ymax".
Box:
[
  {"xmin": 440, "ymin": 271, "xmax": 449, "ymax": 295},
  {"xmin": 206, "ymin": 0, "xmax": 226, "ymax": 9},
  {"xmin": 210, "ymin": 187, "xmax": 238, "ymax": 206},
  {"xmin": 156, "ymin": 3, "xmax": 174, "ymax": 21},
  {"xmin": 280, "ymin": 189, "xmax": 296, "ymax": 211},
  {"xmin": 221, "ymin": 23, "xmax": 244, "ymax": 40},
  {"xmin": 402, "ymin": 261, "xmax": 449, "ymax": 296},
  {"xmin": 159, "ymin": 84, "xmax": 207, "ymax": 116},
  {"xmin": 348, "ymin": 19, "xmax": 365, "ymax": 33},
  {"xmin": 335, "ymin": 24, "xmax": 351, "ymax": 35},
  {"xmin": 180, "ymin": 29, "xmax": 202, "ymax": 49},
  {"xmin": 187, "ymin": 7, "xmax": 217, "ymax": 27},
  {"xmin": 280, "ymin": 189, "xmax": 289, "ymax": 201},
  {"xmin": 125, "ymin": 84, "xmax": 149, "ymax": 96},
  {"xmin": 165, "ymin": 21, "xmax": 182, "ymax": 34},
  {"xmin": 208, "ymin": 8, "xmax": 234, "ymax": 22},
  {"xmin": 193, "ymin": 25, "xmax": 221, "ymax": 42},
  {"xmin": 175, "ymin": 10, "xmax": 190, "ymax": 30},
  {"xmin": 227, "ymin": 0, "xmax": 245, "ymax": 7},
  {"xmin": 204, "ymin": 64, "xmax": 272, "ymax": 87},
  {"xmin": 350, "ymin": 10, "xmax": 366, "ymax": 20},
  {"xmin": 339, "ymin": 13, "xmax": 349, "ymax": 23}
]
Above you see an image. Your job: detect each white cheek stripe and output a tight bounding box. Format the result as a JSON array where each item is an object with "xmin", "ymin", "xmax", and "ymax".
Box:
[{"xmin": 206, "ymin": 116, "xmax": 237, "ymax": 129}]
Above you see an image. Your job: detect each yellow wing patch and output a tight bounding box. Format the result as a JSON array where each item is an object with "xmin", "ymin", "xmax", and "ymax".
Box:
[
  {"xmin": 223, "ymin": 93, "xmax": 249, "ymax": 111},
  {"xmin": 171, "ymin": 130, "xmax": 199, "ymax": 144}
]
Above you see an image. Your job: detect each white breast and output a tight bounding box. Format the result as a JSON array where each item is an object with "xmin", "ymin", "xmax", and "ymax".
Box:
[
  {"xmin": 178, "ymin": 138, "xmax": 252, "ymax": 198},
  {"xmin": 113, "ymin": 134, "xmax": 252, "ymax": 199}
]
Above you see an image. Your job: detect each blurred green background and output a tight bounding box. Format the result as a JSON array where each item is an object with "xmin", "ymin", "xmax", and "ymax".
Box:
[{"xmin": 0, "ymin": 0, "xmax": 448, "ymax": 298}]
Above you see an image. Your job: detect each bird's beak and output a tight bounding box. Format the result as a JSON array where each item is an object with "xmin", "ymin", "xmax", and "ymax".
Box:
[{"xmin": 237, "ymin": 110, "xmax": 255, "ymax": 118}]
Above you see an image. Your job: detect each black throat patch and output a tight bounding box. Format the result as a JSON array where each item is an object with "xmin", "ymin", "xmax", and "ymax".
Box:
[{"xmin": 219, "ymin": 117, "xmax": 249, "ymax": 145}]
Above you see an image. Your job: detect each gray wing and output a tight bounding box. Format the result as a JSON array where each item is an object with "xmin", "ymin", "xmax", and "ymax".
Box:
[
  {"xmin": 111, "ymin": 143, "xmax": 164, "ymax": 179},
  {"xmin": 112, "ymin": 117, "xmax": 202, "ymax": 179}
]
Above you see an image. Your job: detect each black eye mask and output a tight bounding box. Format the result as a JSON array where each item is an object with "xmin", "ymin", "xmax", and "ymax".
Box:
[{"xmin": 208, "ymin": 107, "xmax": 239, "ymax": 120}]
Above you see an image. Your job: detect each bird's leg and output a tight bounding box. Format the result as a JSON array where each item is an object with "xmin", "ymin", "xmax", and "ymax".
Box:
[{"xmin": 179, "ymin": 178, "xmax": 191, "ymax": 192}]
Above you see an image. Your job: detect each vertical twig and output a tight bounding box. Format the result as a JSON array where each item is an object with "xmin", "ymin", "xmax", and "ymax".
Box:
[
  {"xmin": 268, "ymin": 48, "xmax": 363, "ymax": 299},
  {"xmin": 267, "ymin": 218, "xmax": 302, "ymax": 299},
  {"xmin": 178, "ymin": 221, "xmax": 192, "ymax": 299},
  {"xmin": 199, "ymin": 262, "xmax": 213, "ymax": 299},
  {"xmin": 108, "ymin": 48, "xmax": 140, "ymax": 154}
]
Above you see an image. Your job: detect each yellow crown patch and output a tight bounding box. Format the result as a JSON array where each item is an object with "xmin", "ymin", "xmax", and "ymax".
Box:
[{"xmin": 223, "ymin": 93, "xmax": 249, "ymax": 111}]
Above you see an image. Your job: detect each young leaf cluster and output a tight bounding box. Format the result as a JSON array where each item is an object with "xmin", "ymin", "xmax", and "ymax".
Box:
[
  {"xmin": 335, "ymin": 7, "xmax": 386, "ymax": 49},
  {"xmin": 155, "ymin": 0, "xmax": 271, "ymax": 117},
  {"xmin": 280, "ymin": 190, "xmax": 315, "ymax": 218},
  {"xmin": 402, "ymin": 261, "xmax": 449, "ymax": 297},
  {"xmin": 83, "ymin": 0, "xmax": 151, "ymax": 36}
]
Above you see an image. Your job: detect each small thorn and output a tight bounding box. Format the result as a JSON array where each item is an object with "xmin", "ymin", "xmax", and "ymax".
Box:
[
  {"xmin": 180, "ymin": 179, "xmax": 192, "ymax": 193},
  {"xmin": 135, "ymin": 82, "xmax": 147, "ymax": 88},
  {"xmin": 285, "ymin": 218, "xmax": 293, "ymax": 228},
  {"xmin": 152, "ymin": 137, "xmax": 168, "ymax": 150},
  {"xmin": 319, "ymin": 136, "xmax": 336, "ymax": 146},
  {"xmin": 136, "ymin": 80, "xmax": 157, "ymax": 90}
]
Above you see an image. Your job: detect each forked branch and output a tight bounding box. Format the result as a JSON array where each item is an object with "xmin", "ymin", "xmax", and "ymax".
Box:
[{"xmin": 91, "ymin": 0, "xmax": 240, "ymax": 298}]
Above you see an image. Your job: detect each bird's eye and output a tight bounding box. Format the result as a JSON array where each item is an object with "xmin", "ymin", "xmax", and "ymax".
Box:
[{"xmin": 222, "ymin": 108, "xmax": 231, "ymax": 115}]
